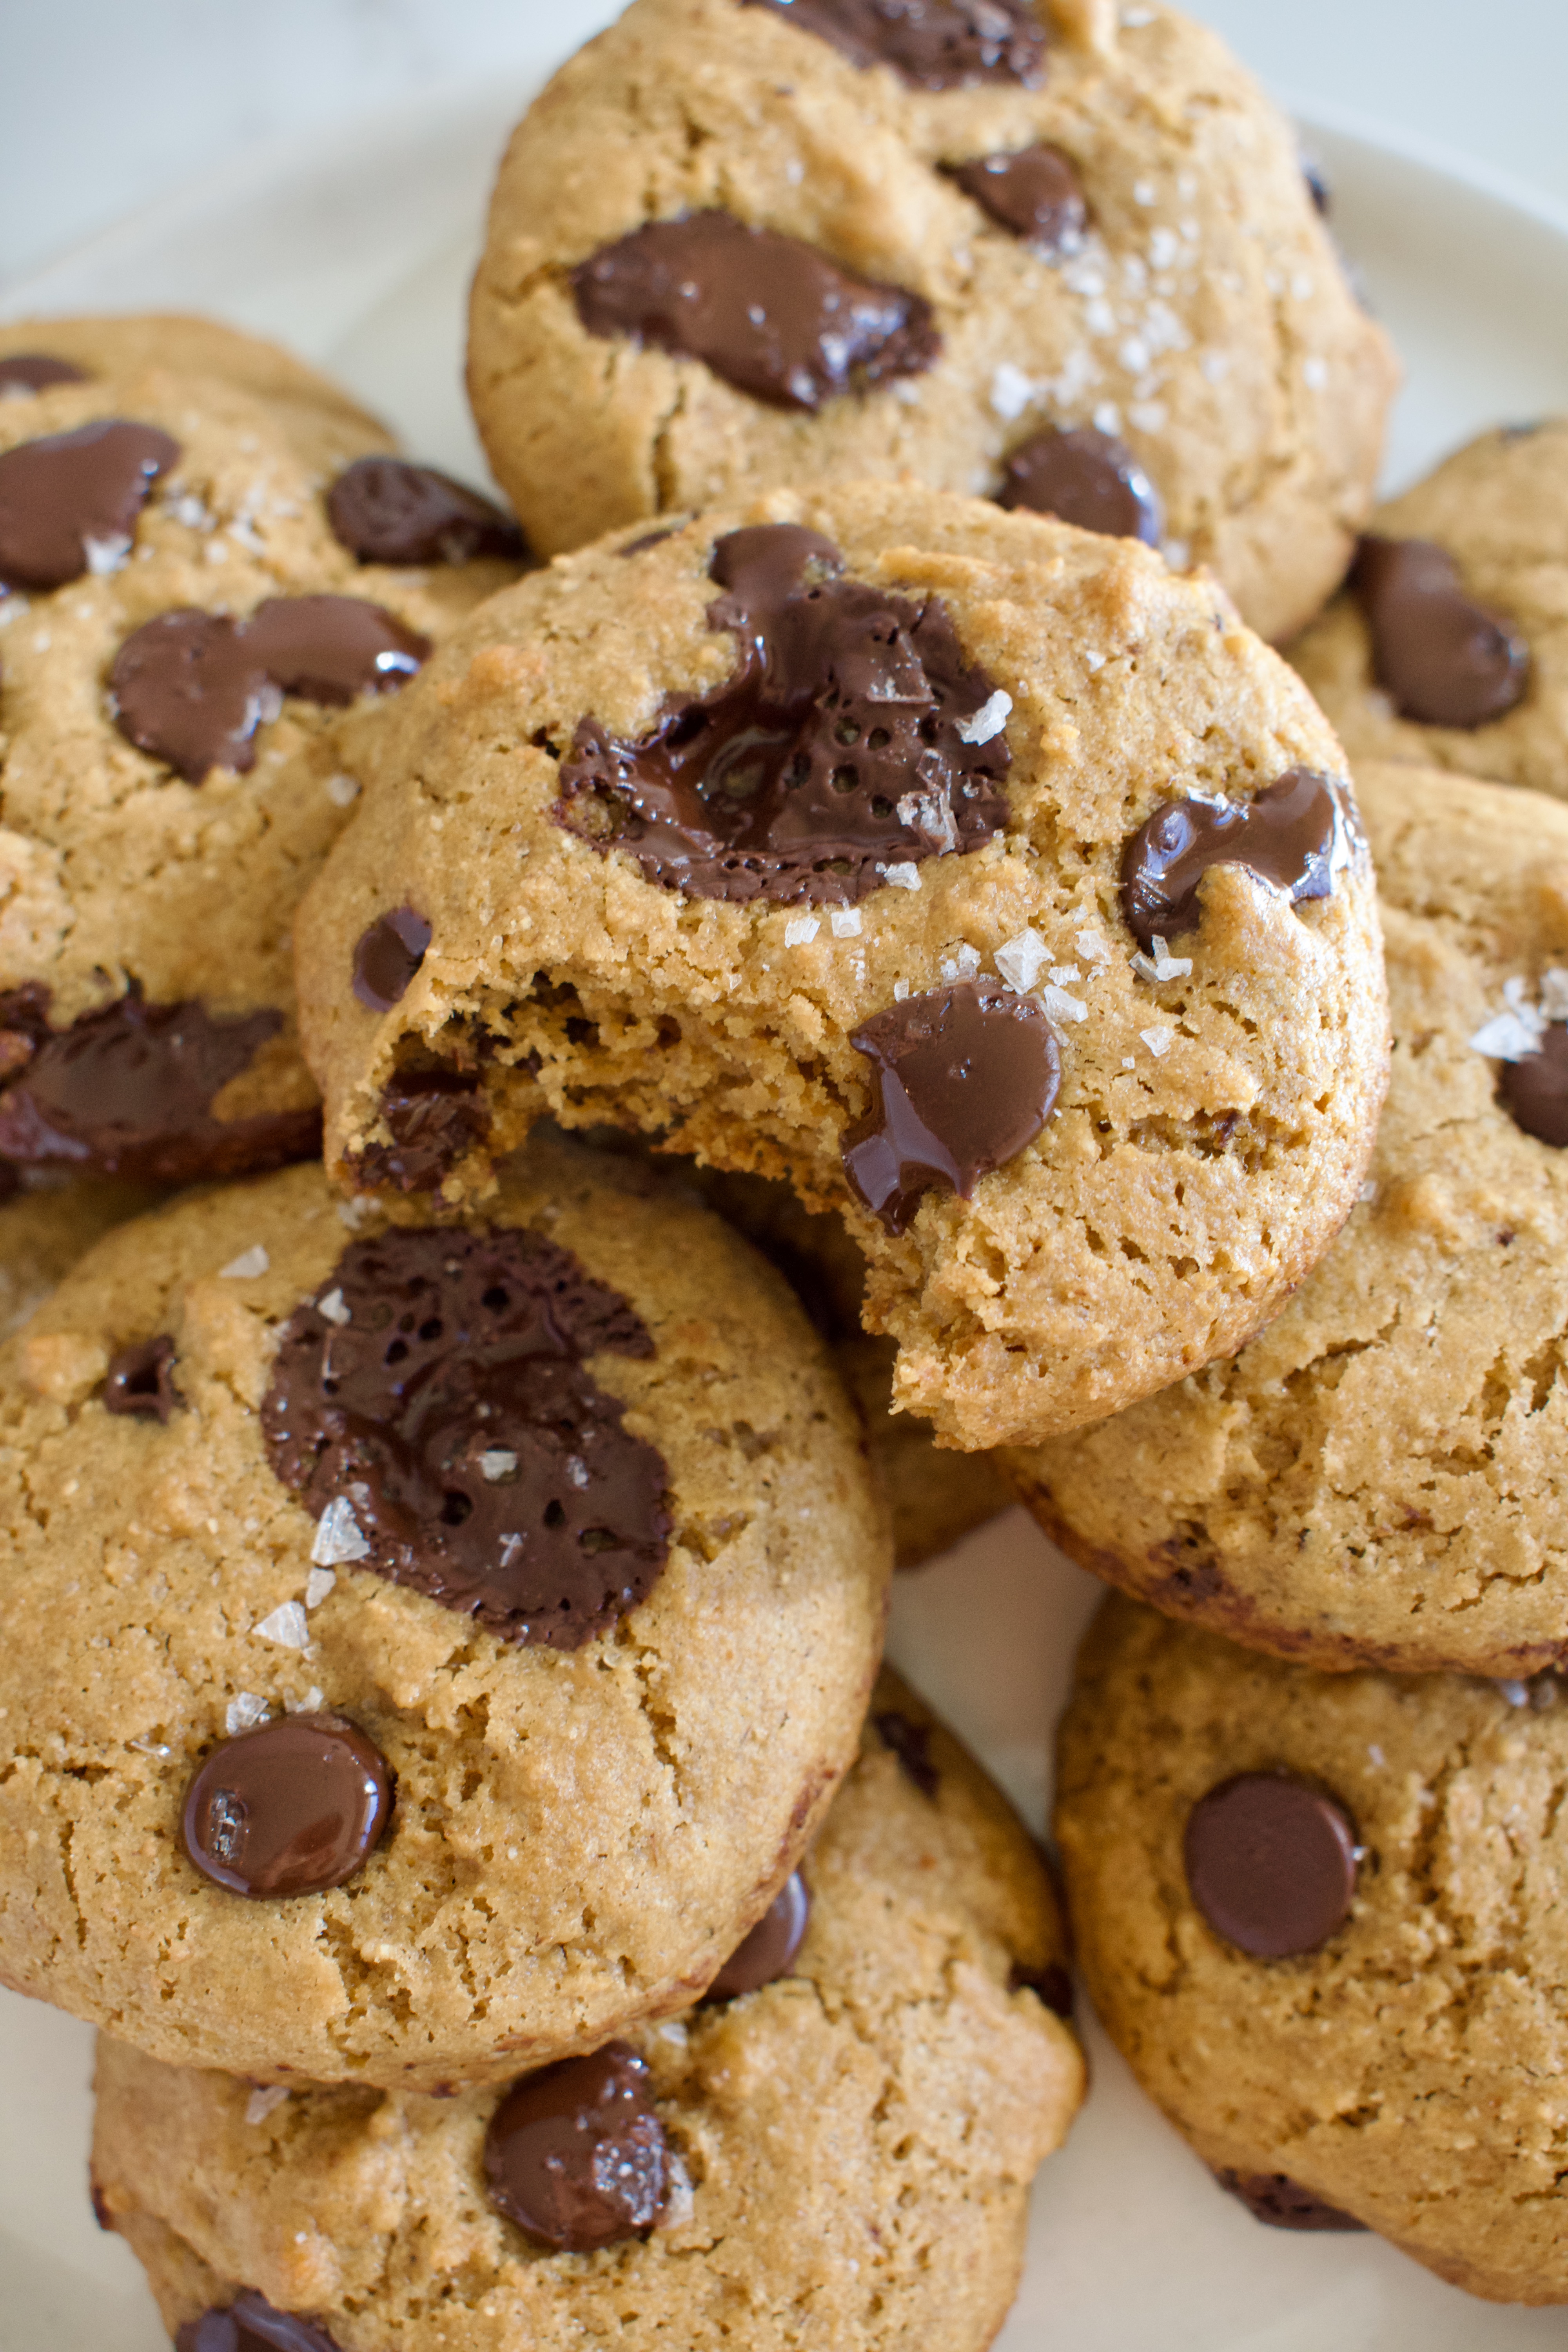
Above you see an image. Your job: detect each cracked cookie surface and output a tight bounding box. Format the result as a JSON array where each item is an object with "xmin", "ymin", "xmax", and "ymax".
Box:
[
  {"xmin": 94, "ymin": 1668, "xmax": 1083, "ymax": 2352},
  {"xmin": 1056, "ymin": 1593, "xmax": 1568, "ymax": 2303},
  {"xmin": 0, "ymin": 1134, "xmax": 889, "ymax": 2087}
]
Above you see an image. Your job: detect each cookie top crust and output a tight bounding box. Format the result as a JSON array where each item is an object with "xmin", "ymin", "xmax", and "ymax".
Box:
[
  {"xmin": 0, "ymin": 1136, "xmax": 889, "ymax": 2087},
  {"xmin": 1288, "ymin": 418, "xmax": 1568, "ymax": 799},
  {"xmin": 468, "ymin": 0, "xmax": 1396, "ymax": 642},
  {"xmin": 294, "ymin": 482, "xmax": 1387, "ymax": 1452},
  {"xmin": 1006, "ymin": 760, "xmax": 1568, "ymax": 1675},
  {"xmin": 1056, "ymin": 1593, "xmax": 1568, "ymax": 2305},
  {"xmin": 94, "ymin": 1671, "xmax": 1084, "ymax": 2352}
]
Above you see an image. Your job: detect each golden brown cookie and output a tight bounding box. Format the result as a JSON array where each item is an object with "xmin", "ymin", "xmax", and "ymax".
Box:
[
  {"xmin": 292, "ymin": 482, "xmax": 1388, "ymax": 1451},
  {"xmin": 1056, "ymin": 1592, "xmax": 1568, "ymax": 2304},
  {"xmin": 1288, "ymin": 419, "xmax": 1568, "ymax": 798},
  {"xmin": 0, "ymin": 361, "xmax": 523, "ymax": 1182},
  {"xmin": 94, "ymin": 1668, "xmax": 1083, "ymax": 2352},
  {"xmin": 0, "ymin": 1135, "xmax": 890, "ymax": 2088},
  {"xmin": 1007, "ymin": 760, "xmax": 1568, "ymax": 1676},
  {"xmin": 0, "ymin": 1172, "xmax": 161, "ymax": 1338},
  {"xmin": 468, "ymin": 0, "xmax": 1395, "ymax": 643}
]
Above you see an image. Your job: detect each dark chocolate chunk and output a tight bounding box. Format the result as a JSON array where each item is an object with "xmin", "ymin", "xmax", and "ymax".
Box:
[
  {"xmin": 176, "ymin": 2292, "xmax": 346, "ymax": 2352},
  {"xmin": 0, "ymin": 985, "xmax": 320, "ymax": 1184},
  {"xmin": 1215, "ymin": 2169, "xmax": 1368, "ymax": 2232},
  {"xmin": 0, "ymin": 353, "xmax": 91, "ymax": 396},
  {"xmin": 740, "ymin": 0, "xmax": 1046, "ymax": 89},
  {"xmin": 110, "ymin": 595, "xmax": 430, "ymax": 781},
  {"xmin": 996, "ymin": 423, "xmax": 1162, "ymax": 545},
  {"xmin": 946, "ymin": 144, "xmax": 1086, "ymax": 254},
  {"xmin": 1352, "ymin": 535, "xmax": 1529, "ymax": 729},
  {"xmin": 181, "ymin": 1713, "xmax": 392, "ymax": 1900},
  {"xmin": 557, "ymin": 521, "xmax": 1011, "ymax": 907},
  {"xmin": 1010, "ymin": 1959, "xmax": 1074, "ymax": 2017},
  {"xmin": 708, "ymin": 1872, "xmax": 812, "ymax": 1997},
  {"xmin": 352, "ymin": 907, "xmax": 432, "ymax": 1013},
  {"xmin": 1184, "ymin": 1772, "xmax": 1357, "ymax": 1958},
  {"xmin": 102, "ymin": 1334, "xmax": 179, "ymax": 1425},
  {"xmin": 1499, "ymin": 1024, "xmax": 1568, "ymax": 1147},
  {"xmin": 0, "ymin": 417, "xmax": 178, "ymax": 589},
  {"xmin": 873, "ymin": 1708, "xmax": 939, "ymax": 1797},
  {"xmin": 573, "ymin": 211, "xmax": 939, "ymax": 412},
  {"xmin": 485, "ymin": 2044, "xmax": 669, "ymax": 2250},
  {"xmin": 260, "ymin": 1225, "xmax": 671, "ymax": 1650},
  {"xmin": 1120, "ymin": 768, "xmax": 1344, "ymax": 951},
  {"xmin": 326, "ymin": 456, "xmax": 525, "ymax": 566},
  {"xmin": 843, "ymin": 979, "xmax": 1060, "ymax": 1234},
  {"xmin": 352, "ymin": 1068, "xmax": 490, "ymax": 1194}
]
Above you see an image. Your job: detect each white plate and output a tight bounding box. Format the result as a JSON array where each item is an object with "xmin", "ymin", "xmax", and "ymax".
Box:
[{"xmin": 3, "ymin": 37, "xmax": 1568, "ymax": 2352}]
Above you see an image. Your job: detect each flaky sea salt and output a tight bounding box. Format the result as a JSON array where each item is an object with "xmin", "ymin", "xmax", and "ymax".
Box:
[
  {"xmin": 829, "ymin": 907, "xmax": 862, "ymax": 938},
  {"xmin": 246, "ymin": 2087, "xmax": 290, "ymax": 2125},
  {"xmin": 1093, "ymin": 401, "xmax": 1121, "ymax": 436},
  {"xmin": 220, "ymin": 1244, "xmax": 270, "ymax": 1279},
  {"xmin": 1132, "ymin": 178, "xmax": 1157, "ymax": 207},
  {"xmin": 885, "ymin": 863, "xmax": 921, "ymax": 891},
  {"xmin": 312, "ymin": 1496, "xmax": 371, "ymax": 1567},
  {"xmin": 1541, "ymin": 968, "xmax": 1568, "ymax": 1021},
  {"xmin": 1302, "ymin": 357, "xmax": 1329, "ymax": 392},
  {"xmin": 1358, "ymin": 1180, "xmax": 1379, "ymax": 1205},
  {"xmin": 326, "ymin": 773, "xmax": 360, "ymax": 808},
  {"xmin": 1131, "ymin": 936, "xmax": 1192, "ymax": 985},
  {"xmin": 227, "ymin": 1693, "xmax": 270, "ymax": 1735},
  {"xmin": 304, "ymin": 1568, "xmax": 337, "ymax": 1609},
  {"xmin": 1499, "ymin": 1681, "xmax": 1530, "ymax": 1708},
  {"xmin": 784, "ymin": 914, "xmax": 820, "ymax": 947},
  {"xmin": 940, "ymin": 944, "xmax": 983, "ymax": 984},
  {"xmin": 317, "ymin": 1287, "xmax": 350, "ymax": 1327},
  {"xmin": 255, "ymin": 1601, "xmax": 310, "ymax": 1651},
  {"xmin": 1140, "ymin": 1025, "xmax": 1175, "ymax": 1057},
  {"xmin": 1040, "ymin": 985, "xmax": 1088, "ymax": 1025},
  {"xmin": 480, "ymin": 1449, "xmax": 519, "ymax": 1482},
  {"xmin": 956, "ymin": 689, "xmax": 1013, "ymax": 746},
  {"xmin": 1076, "ymin": 931, "xmax": 1110, "ymax": 963},
  {"xmin": 566, "ymin": 1456, "xmax": 590, "ymax": 1488},
  {"xmin": 991, "ymin": 362, "xmax": 1038, "ymax": 422},
  {"xmin": 995, "ymin": 929, "xmax": 1049, "ymax": 993},
  {"xmin": 84, "ymin": 533, "xmax": 131, "ymax": 576}
]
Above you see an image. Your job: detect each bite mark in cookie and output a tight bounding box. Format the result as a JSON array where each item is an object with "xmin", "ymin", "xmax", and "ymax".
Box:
[
  {"xmin": 0, "ymin": 417, "xmax": 177, "ymax": 588},
  {"xmin": 353, "ymin": 1067, "xmax": 491, "ymax": 1193}
]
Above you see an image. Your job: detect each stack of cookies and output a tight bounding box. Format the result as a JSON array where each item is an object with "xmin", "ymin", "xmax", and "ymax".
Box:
[{"xmin": 2, "ymin": 0, "xmax": 1564, "ymax": 2332}]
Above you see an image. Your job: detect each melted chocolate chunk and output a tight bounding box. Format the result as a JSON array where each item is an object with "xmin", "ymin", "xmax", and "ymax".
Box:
[
  {"xmin": 260, "ymin": 1225, "xmax": 671, "ymax": 1650},
  {"xmin": 996, "ymin": 424, "xmax": 1161, "ymax": 545},
  {"xmin": 946, "ymin": 144, "xmax": 1086, "ymax": 254},
  {"xmin": 0, "ymin": 353, "xmax": 90, "ymax": 396},
  {"xmin": 873, "ymin": 1708, "xmax": 939, "ymax": 1797},
  {"xmin": 843, "ymin": 980, "xmax": 1060, "ymax": 1234},
  {"xmin": 1184, "ymin": 1772, "xmax": 1357, "ymax": 1958},
  {"xmin": 573, "ymin": 211, "xmax": 939, "ymax": 412},
  {"xmin": 0, "ymin": 417, "xmax": 178, "ymax": 590},
  {"xmin": 353, "ymin": 1068, "xmax": 490, "ymax": 1194},
  {"xmin": 1120, "ymin": 768, "xmax": 1344, "ymax": 951},
  {"xmin": 1352, "ymin": 535, "xmax": 1529, "ymax": 729},
  {"xmin": 557, "ymin": 523, "xmax": 1010, "ymax": 907},
  {"xmin": 486, "ymin": 2044, "xmax": 669, "ymax": 2250},
  {"xmin": 1215, "ymin": 2169, "xmax": 1367, "ymax": 2232},
  {"xmin": 740, "ymin": 0, "xmax": 1046, "ymax": 88},
  {"xmin": 177, "ymin": 2295, "xmax": 346, "ymax": 2352},
  {"xmin": 110, "ymin": 595, "xmax": 430, "ymax": 781},
  {"xmin": 0, "ymin": 985, "xmax": 319, "ymax": 1183},
  {"xmin": 708, "ymin": 1872, "xmax": 812, "ymax": 1997},
  {"xmin": 352, "ymin": 907, "xmax": 432, "ymax": 1013},
  {"xmin": 182, "ymin": 1713, "xmax": 392, "ymax": 1899},
  {"xmin": 327, "ymin": 456, "xmax": 525, "ymax": 566},
  {"xmin": 1499, "ymin": 1024, "xmax": 1568, "ymax": 1146},
  {"xmin": 1010, "ymin": 1959, "xmax": 1074, "ymax": 2017},
  {"xmin": 102, "ymin": 1334, "xmax": 180, "ymax": 1424}
]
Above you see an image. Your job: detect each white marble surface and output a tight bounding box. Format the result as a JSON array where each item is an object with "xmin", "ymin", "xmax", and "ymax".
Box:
[{"xmin": 4, "ymin": 0, "xmax": 1568, "ymax": 292}]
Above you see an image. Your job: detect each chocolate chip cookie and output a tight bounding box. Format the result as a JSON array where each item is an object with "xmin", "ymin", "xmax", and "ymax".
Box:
[
  {"xmin": 0, "ymin": 1133, "xmax": 889, "ymax": 2087},
  {"xmin": 1057, "ymin": 1592, "xmax": 1568, "ymax": 2303},
  {"xmin": 93, "ymin": 1668, "xmax": 1084, "ymax": 2352},
  {"xmin": 293, "ymin": 484, "xmax": 1388, "ymax": 1451},
  {"xmin": 0, "ymin": 358, "xmax": 522, "ymax": 1182},
  {"xmin": 468, "ymin": 0, "xmax": 1396, "ymax": 642},
  {"xmin": 1289, "ymin": 418, "xmax": 1568, "ymax": 798},
  {"xmin": 1007, "ymin": 759, "xmax": 1568, "ymax": 1675}
]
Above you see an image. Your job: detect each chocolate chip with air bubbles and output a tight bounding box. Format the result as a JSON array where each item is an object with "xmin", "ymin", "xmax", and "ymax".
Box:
[
  {"xmin": 353, "ymin": 1067, "xmax": 490, "ymax": 1193},
  {"xmin": 0, "ymin": 417, "xmax": 178, "ymax": 589},
  {"xmin": 1214, "ymin": 2168, "xmax": 1367, "ymax": 2232},
  {"xmin": 1185, "ymin": 1771, "xmax": 1358, "ymax": 1958},
  {"xmin": 1352, "ymin": 535, "xmax": 1529, "ymax": 729},
  {"xmin": 946, "ymin": 144, "xmax": 1087, "ymax": 254},
  {"xmin": 260, "ymin": 1224, "xmax": 671, "ymax": 1650},
  {"xmin": 740, "ymin": 0, "xmax": 1046, "ymax": 89},
  {"xmin": 353, "ymin": 907, "xmax": 432, "ymax": 1013},
  {"xmin": 176, "ymin": 2292, "xmax": 346, "ymax": 2352},
  {"xmin": 182, "ymin": 1712, "xmax": 393, "ymax": 1900},
  {"xmin": 327, "ymin": 456, "xmax": 525, "ymax": 567},
  {"xmin": 708, "ymin": 1872, "xmax": 812, "ymax": 1998},
  {"xmin": 102, "ymin": 1334, "xmax": 179, "ymax": 1424},
  {"xmin": 873, "ymin": 1708, "xmax": 940, "ymax": 1797},
  {"xmin": 0, "ymin": 353, "xmax": 90, "ymax": 397},
  {"xmin": 485, "ymin": 2044, "xmax": 670, "ymax": 2250},
  {"xmin": 557, "ymin": 522, "xmax": 1010, "ymax": 907},
  {"xmin": 843, "ymin": 980, "xmax": 1060, "ymax": 1235},
  {"xmin": 1499, "ymin": 1024, "xmax": 1568, "ymax": 1147},
  {"xmin": 997, "ymin": 424, "xmax": 1162, "ymax": 544},
  {"xmin": 1120, "ymin": 768, "xmax": 1345, "ymax": 950},
  {"xmin": 573, "ymin": 211, "xmax": 939, "ymax": 412}
]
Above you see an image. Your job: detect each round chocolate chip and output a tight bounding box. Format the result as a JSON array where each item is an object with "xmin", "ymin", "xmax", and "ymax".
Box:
[
  {"xmin": 352, "ymin": 906, "xmax": 432, "ymax": 1012},
  {"xmin": 181, "ymin": 1712, "xmax": 393, "ymax": 1899},
  {"xmin": 1499, "ymin": 1023, "xmax": 1568, "ymax": 1147},
  {"xmin": 996, "ymin": 424, "xmax": 1162, "ymax": 545},
  {"xmin": 484, "ymin": 2043, "xmax": 670, "ymax": 2250},
  {"xmin": 1184, "ymin": 1772, "xmax": 1357, "ymax": 1959},
  {"xmin": 327, "ymin": 456, "xmax": 525, "ymax": 566},
  {"xmin": 102, "ymin": 1334, "xmax": 179, "ymax": 1424},
  {"xmin": 0, "ymin": 353, "xmax": 90, "ymax": 396},
  {"xmin": 708, "ymin": 1871, "xmax": 811, "ymax": 1998},
  {"xmin": 1352, "ymin": 535, "xmax": 1529, "ymax": 729},
  {"xmin": 176, "ymin": 2293, "xmax": 345, "ymax": 2352}
]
